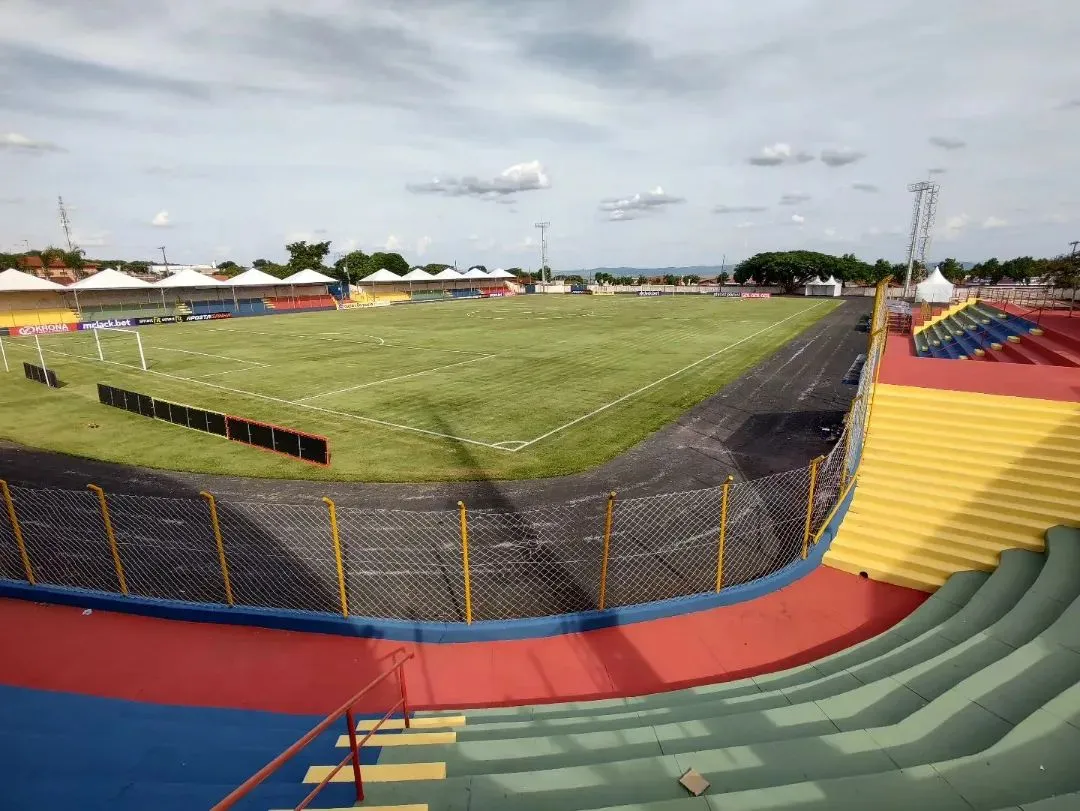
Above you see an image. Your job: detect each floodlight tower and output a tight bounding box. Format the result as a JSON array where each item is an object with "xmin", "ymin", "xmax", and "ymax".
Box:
[
  {"xmin": 904, "ymin": 181, "xmax": 940, "ymax": 296},
  {"xmin": 57, "ymin": 196, "xmax": 75, "ymax": 251},
  {"xmin": 534, "ymin": 221, "xmax": 550, "ymax": 283}
]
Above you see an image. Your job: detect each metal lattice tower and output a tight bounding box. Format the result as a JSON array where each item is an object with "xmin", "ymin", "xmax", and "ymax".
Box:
[
  {"xmin": 534, "ymin": 221, "xmax": 550, "ymax": 283},
  {"xmin": 904, "ymin": 181, "xmax": 940, "ymax": 295},
  {"xmin": 57, "ymin": 196, "xmax": 75, "ymax": 252}
]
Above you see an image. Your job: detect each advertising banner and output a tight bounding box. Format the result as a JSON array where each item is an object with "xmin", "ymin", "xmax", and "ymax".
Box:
[
  {"xmin": 713, "ymin": 292, "xmax": 741, "ymax": 298},
  {"xmin": 181, "ymin": 312, "xmax": 233, "ymax": 322},
  {"xmin": 78, "ymin": 318, "xmax": 136, "ymax": 331},
  {"xmin": 637, "ymin": 290, "xmax": 663, "ymax": 297},
  {"xmin": 9, "ymin": 323, "xmax": 79, "ymax": 337},
  {"xmin": 741, "ymin": 292, "xmax": 772, "ymax": 299},
  {"xmin": 134, "ymin": 315, "xmax": 181, "ymax": 326}
]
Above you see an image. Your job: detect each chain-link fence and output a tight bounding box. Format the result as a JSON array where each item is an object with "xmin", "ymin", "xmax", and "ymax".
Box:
[{"xmin": 0, "ymin": 285, "xmax": 890, "ymax": 623}]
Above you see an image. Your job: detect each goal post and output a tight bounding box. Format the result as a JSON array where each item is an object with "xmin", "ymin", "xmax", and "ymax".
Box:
[{"xmin": 91, "ymin": 326, "xmax": 148, "ymax": 371}]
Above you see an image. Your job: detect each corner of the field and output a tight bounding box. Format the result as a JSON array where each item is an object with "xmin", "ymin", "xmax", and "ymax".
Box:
[{"xmin": 0, "ymin": 485, "xmax": 856, "ymax": 643}]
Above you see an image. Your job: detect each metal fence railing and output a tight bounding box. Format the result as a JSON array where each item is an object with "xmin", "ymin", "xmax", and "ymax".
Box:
[{"xmin": 0, "ymin": 283, "xmax": 891, "ymax": 624}]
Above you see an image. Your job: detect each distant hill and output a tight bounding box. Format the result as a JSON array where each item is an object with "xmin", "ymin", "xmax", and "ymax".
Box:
[{"xmin": 563, "ymin": 266, "xmax": 729, "ymax": 278}]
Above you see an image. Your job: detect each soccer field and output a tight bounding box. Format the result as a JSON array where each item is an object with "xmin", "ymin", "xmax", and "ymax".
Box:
[{"xmin": 0, "ymin": 295, "xmax": 839, "ymax": 481}]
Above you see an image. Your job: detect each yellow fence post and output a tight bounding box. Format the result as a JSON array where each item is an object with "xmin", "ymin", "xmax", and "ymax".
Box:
[
  {"xmin": 457, "ymin": 501, "xmax": 473, "ymax": 625},
  {"xmin": 801, "ymin": 456, "xmax": 825, "ymax": 560},
  {"xmin": 87, "ymin": 483, "xmax": 127, "ymax": 595},
  {"xmin": 598, "ymin": 491, "xmax": 617, "ymax": 610},
  {"xmin": 321, "ymin": 497, "xmax": 348, "ymax": 618},
  {"xmin": 200, "ymin": 491, "xmax": 234, "ymax": 607},
  {"xmin": 715, "ymin": 475, "xmax": 734, "ymax": 592},
  {"xmin": 0, "ymin": 479, "xmax": 35, "ymax": 585}
]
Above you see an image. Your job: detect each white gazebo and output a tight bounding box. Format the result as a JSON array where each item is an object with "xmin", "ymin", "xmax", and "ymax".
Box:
[
  {"xmin": 154, "ymin": 268, "xmax": 224, "ymax": 288},
  {"xmin": 70, "ymin": 268, "xmax": 153, "ymax": 314},
  {"xmin": 461, "ymin": 267, "xmax": 490, "ymax": 280},
  {"xmin": 804, "ymin": 276, "xmax": 827, "ymax": 296},
  {"xmin": 280, "ymin": 268, "xmax": 336, "ymax": 285},
  {"xmin": 916, "ymin": 266, "xmax": 955, "ymax": 304},
  {"xmin": 822, "ymin": 275, "xmax": 842, "ymax": 297},
  {"xmin": 227, "ymin": 268, "xmax": 283, "ymax": 287},
  {"xmin": 362, "ymin": 269, "xmax": 404, "ymax": 283},
  {"xmin": 433, "ymin": 268, "xmax": 462, "ymax": 280},
  {"xmin": 0, "ymin": 268, "xmax": 65, "ymax": 292},
  {"xmin": 401, "ymin": 268, "xmax": 436, "ymax": 282},
  {"xmin": 487, "ymin": 269, "xmax": 515, "ymax": 279}
]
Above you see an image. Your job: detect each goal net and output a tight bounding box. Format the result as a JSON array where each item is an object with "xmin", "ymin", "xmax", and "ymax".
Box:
[{"xmin": 90, "ymin": 326, "xmax": 148, "ymax": 370}]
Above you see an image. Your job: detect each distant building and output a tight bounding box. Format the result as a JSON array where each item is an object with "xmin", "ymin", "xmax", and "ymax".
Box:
[
  {"xmin": 17, "ymin": 255, "xmax": 99, "ymax": 285},
  {"xmin": 147, "ymin": 264, "xmax": 218, "ymax": 276}
]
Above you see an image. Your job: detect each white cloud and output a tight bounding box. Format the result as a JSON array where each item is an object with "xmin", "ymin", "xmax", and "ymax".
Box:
[
  {"xmin": 416, "ymin": 235, "xmax": 433, "ymax": 255},
  {"xmin": 982, "ymin": 216, "xmax": 1008, "ymax": 229},
  {"xmin": 747, "ymin": 143, "xmax": 814, "ymax": 167},
  {"xmin": 382, "ymin": 234, "xmax": 403, "ymax": 251},
  {"xmin": 0, "ymin": 132, "xmax": 65, "ymax": 153},
  {"xmin": 820, "ymin": 148, "xmax": 866, "ymax": 167},
  {"xmin": 74, "ymin": 231, "xmax": 110, "ymax": 248},
  {"xmin": 599, "ymin": 186, "xmax": 684, "ymax": 221},
  {"xmin": 151, "ymin": 210, "xmax": 171, "ymax": 227},
  {"xmin": 823, "ymin": 227, "xmax": 837, "ymax": 237},
  {"xmin": 407, "ymin": 160, "xmax": 550, "ymax": 200},
  {"xmin": 735, "ymin": 221, "xmax": 755, "ymax": 229},
  {"xmin": 929, "ymin": 136, "xmax": 966, "ymax": 150},
  {"xmin": 779, "ymin": 192, "xmax": 812, "ymax": 206},
  {"xmin": 791, "ymin": 214, "xmax": 806, "ymax": 224},
  {"xmin": 940, "ymin": 213, "xmax": 971, "ymax": 240}
]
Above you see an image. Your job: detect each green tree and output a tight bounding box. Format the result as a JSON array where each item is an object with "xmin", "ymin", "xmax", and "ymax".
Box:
[
  {"xmin": 1001, "ymin": 256, "xmax": 1038, "ymax": 284},
  {"xmin": 683, "ymin": 274, "xmax": 702, "ymax": 285},
  {"xmin": 869, "ymin": 258, "xmax": 893, "ymax": 284},
  {"xmin": 1042, "ymin": 254, "xmax": 1080, "ymax": 290},
  {"xmin": 424, "ymin": 263, "xmax": 451, "ymax": 274},
  {"xmin": 367, "ymin": 251, "xmax": 410, "ymax": 276},
  {"xmin": 938, "ymin": 257, "xmax": 965, "ymax": 283},
  {"xmin": 285, "ymin": 240, "xmax": 332, "ymax": 272},
  {"xmin": 732, "ymin": 250, "xmax": 841, "ymax": 293},
  {"xmin": 252, "ymin": 258, "xmax": 290, "ymax": 278},
  {"xmin": 332, "ymin": 250, "xmax": 372, "ymax": 282},
  {"xmin": 215, "ymin": 260, "xmax": 244, "ymax": 278}
]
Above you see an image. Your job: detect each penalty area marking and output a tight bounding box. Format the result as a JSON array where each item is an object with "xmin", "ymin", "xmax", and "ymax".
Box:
[
  {"xmin": 296, "ymin": 353, "xmax": 497, "ymax": 402},
  {"xmin": 5, "ymin": 339, "xmax": 510, "ymax": 452},
  {"xmin": 511, "ymin": 301, "xmax": 830, "ymax": 452}
]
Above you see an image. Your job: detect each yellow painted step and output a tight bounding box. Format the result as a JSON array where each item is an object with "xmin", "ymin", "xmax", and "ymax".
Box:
[
  {"xmin": 868, "ymin": 437, "xmax": 1080, "ymax": 473},
  {"xmin": 833, "ymin": 530, "xmax": 1001, "ymax": 572},
  {"xmin": 303, "ymin": 762, "xmax": 446, "ymax": 784},
  {"xmin": 355, "ymin": 716, "xmax": 465, "ymax": 732},
  {"xmin": 861, "ymin": 446, "xmax": 1080, "ymax": 484},
  {"xmin": 858, "ymin": 457, "xmax": 1077, "ymax": 502},
  {"xmin": 823, "ymin": 548, "xmax": 946, "ymax": 592},
  {"xmin": 856, "ymin": 473, "xmax": 1080, "ymax": 520},
  {"xmin": 863, "ymin": 412, "xmax": 1080, "ymax": 451},
  {"xmin": 851, "ymin": 491, "xmax": 1072, "ymax": 535},
  {"xmin": 336, "ymin": 731, "xmax": 456, "ymax": 747},
  {"xmin": 873, "ymin": 383, "xmax": 1080, "ymax": 414},
  {"xmin": 842, "ymin": 508, "xmax": 1044, "ymax": 550}
]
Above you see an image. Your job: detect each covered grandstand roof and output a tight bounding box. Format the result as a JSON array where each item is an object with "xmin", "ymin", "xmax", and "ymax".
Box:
[
  {"xmin": 461, "ymin": 267, "xmax": 490, "ymax": 279},
  {"xmin": 401, "ymin": 268, "xmax": 436, "ymax": 281},
  {"xmin": 487, "ymin": 268, "xmax": 515, "ymax": 279},
  {"xmin": 153, "ymin": 268, "xmax": 224, "ymax": 288},
  {"xmin": 0, "ymin": 268, "xmax": 66, "ymax": 292},
  {"xmin": 70, "ymin": 268, "xmax": 152, "ymax": 290},
  {"xmin": 281, "ymin": 268, "xmax": 335, "ymax": 284},
  {"xmin": 226, "ymin": 268, "xmax": 285, "ymax": 287},
  {"xmin": 362, "ymin": 269, "xmax": 403, "ymax": 283},
  {"xmin": 433, "ymin": 268, "xmax": 462, "ymax": 280}
]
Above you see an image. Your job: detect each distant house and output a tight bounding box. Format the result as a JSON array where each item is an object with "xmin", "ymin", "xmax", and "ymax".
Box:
[{"xmin": 16, "ymin": 255, "xmax": 99, "ymax": 286}]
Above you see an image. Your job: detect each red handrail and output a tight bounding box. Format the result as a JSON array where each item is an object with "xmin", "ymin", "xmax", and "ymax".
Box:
[{"xmin": 211, "ymin": 653, "xmax": 414, "ymax": 810}]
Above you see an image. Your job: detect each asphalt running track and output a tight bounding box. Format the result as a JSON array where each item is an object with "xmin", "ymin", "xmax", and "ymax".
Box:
[
  {"xmin": 0, "ymin": 298, "xmax": 873, "ymax": 621},
  {"xmin": 0, "ymin": 566, "xmax": 926, "ymax": 713}
]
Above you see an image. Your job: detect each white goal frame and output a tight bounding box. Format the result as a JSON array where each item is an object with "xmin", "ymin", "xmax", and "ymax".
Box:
[{"xmin": 91, "ymin": 326, "xmax": 147, "ymax": 371}]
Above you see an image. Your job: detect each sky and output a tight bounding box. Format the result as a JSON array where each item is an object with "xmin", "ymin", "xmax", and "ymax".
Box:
[{"xmin": 2, "ymin": 0, "xmax": 1079, "ymax": 270}]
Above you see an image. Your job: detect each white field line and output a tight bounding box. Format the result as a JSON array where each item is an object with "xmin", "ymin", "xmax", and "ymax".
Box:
[
  {"xmin": 296, "ymin": 354, "xmax": 496, "ymax": 402},
  {"xmin": 150, "ymin": 346, "xmax": 270, "ymax": 367},
  {"xmin": 512, "ymin": 301, "xmax": 829, "ymax": 452},
  {"xmin": 209, "ymin": 327, "xmax": 484, "ymax": 357},
  {"xmin": 7, "ymin": 340, "xmax": 510, "ymax": 452},
  {"xmin": 192, "ymin": 365, "xmax": 267, "ymax": 379}
]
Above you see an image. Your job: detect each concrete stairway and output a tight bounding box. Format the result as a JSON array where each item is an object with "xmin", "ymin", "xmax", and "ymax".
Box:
[
  {"xmin": 822, "ymin": 384, "xmax": 1080, "ymax": 591},
  {"xmin": 294, "ymin": 527, "xmax": 1080, "ymax": 811}
]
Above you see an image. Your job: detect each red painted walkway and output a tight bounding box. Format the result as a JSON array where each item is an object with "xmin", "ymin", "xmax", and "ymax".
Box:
[
  {"xmin": 880, "ymin": 333, "xmax": 1080, "ymax": 402},
  {"xmin": 0, "ymin": 567, "xmax": 924, "ymax": 714}
]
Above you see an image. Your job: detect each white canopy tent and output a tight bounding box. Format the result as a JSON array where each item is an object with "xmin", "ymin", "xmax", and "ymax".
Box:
[
  {"xmin": 487, "ymin": 269, "xmax": 515, "ymax": 279},
  {"xmin": 362, "ymin": 269, "xmax": 404, "ymax": 283},
  {"xmin": 401, "ymin": 268, "xmax": 436, "ymax": 281},
  {"xmin": 0, "ymin": 268, "xmax": 65, "ymax": 292},
  {"xmin": 433, "ymin": 268, "xmax": 463, "ymax": 280},
  {"xmin": 227, "ymin": 268, "xmax": 284, "ymax": 287},
  {"xmin": 154, "ymin": 268, "xmax": 224, "ymax": 288},
  {"xmin": 804, "ymin": 276, "xmax": 828, "ymax": 296},
  {"xmin": 916, "ymin": 266, "xmax": 955, "ymax": 304},
  {"xmin": 822, "ymin": 275, "xmax": 842, "ymax": 297},
  {"xmin": 281, "ymin": 268, "xmax": 336, "ymax": 285},
  {"xmin": 70, "ymin": 267, "xmax": 153, "ymax": 313},
  {"xmin": 461, "ymin": 267, "xmax": 490, "ymax": 280}
]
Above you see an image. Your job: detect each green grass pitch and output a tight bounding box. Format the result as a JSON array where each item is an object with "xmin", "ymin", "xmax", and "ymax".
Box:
[{"xmin": 0, "ymin": 295, "xmax": 839, "ymax": 482}]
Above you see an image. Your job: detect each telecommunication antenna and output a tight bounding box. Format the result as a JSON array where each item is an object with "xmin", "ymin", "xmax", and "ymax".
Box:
[
  {"xmin": 1069, "ymin": 240, "xmax": 1078, "ymax": 257},
  {"xmin": 57, "ymin": 196, "xmax": 75, "ymax": 251},
  {"xmin": 534, "ymin": 221, "xmax": 550, "ymax": 283},
  {"xmin": 904, "ymin": 181, "xmax": 940, "ymax": 296},
  {"xmin": 158, "ymin": 246, "xmax": 171, "ymax": 275}
]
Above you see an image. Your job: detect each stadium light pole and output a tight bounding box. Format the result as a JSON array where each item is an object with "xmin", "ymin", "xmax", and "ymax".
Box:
[{"xmin": 534, "ymin": 221, "xmax": 550, "ymax": 284}]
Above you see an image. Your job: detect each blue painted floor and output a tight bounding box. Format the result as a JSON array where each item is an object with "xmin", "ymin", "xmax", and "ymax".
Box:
[{"xmin": 0, "ymin": 685, "xmax": 381, "ymax": 810}]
